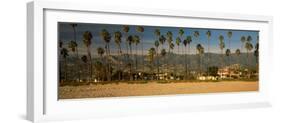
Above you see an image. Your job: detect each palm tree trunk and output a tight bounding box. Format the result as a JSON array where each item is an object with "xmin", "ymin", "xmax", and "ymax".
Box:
[
  {"xmin": 135, "ymin": 44, "xmax": 138, "ymax": 79},
  {"xmin": 188, "ymin": 45, "xmax": 191, "ymax": 79},
  {"xmin": 107, "ymin": 43, "xmax": 112, "ymax": 81},
  {"xmin": 64, "ymin": 57, "xmax": 67, "ymax": 82},
  {"xmin": 141, "ymin": 41, "xmax": 144, "ymax": 80},
  {"xmin": 118, "ymin": 45, "xmax": 122, "ymax": 81},
  {"xmin": 73, "ymin": 28, "xmax": 81, "ymax": 82},
  {"xmin": 184, "ymin": 46, "xmax": 187, "ymax": 80},
  {"xmin": 87, "ymin": 46, "xmax": 92, "ymax": 82},
  {"xmin": 129, "ymin": 45, "xmax": 133, "ymax": 81},
  {"xmin": 156, "ymin": 47, "xmax": 159, "ymax": 80},
  {"xmin": 207, "ymin": 39, "xmax": 210, "ymax": 77}
]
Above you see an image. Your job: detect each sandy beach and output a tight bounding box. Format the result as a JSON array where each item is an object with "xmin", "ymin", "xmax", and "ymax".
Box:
[{"xmin": 59, "ymin": 81, "xmax": 258, "ymax": 99}]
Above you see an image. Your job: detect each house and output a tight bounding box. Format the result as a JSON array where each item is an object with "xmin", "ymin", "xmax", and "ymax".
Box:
[{"xmin": 217, "ymin": 64, "xmax": 242, "ymax": 79}]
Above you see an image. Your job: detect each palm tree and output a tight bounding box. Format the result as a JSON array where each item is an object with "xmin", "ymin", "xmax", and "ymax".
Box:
[
  {"xmin": 68, "ymin": 41, "xmax": 79, "ymax": 81},
  {"xmin": 148, "ymin": 47, "xmax": 156, "ymax": 75},
  {"xmin": 83, "ymin": 31, "xmax": 93, "ymax": 81},
  {"xmin": 227, "ymin": 31, "xmax": 233, "ymax": 67},
  {"xmin": 166, "ymin": 31, "xmax": 173, "ymax": 78},
  {"xmin": 166, "ymin": 31, "xmax": 173, "ymax": 53},
  {"xmin": 175, "ymin": 37, "xmax": 181, "ymax": 77},
  {"xmin": 100, "ymin": 29, "xmax": 112, "ymax": 81},
  {"xmin": 59, "ymin": 41, "xmax": 63, "ymax": 82},
  {"xmin": 160, "ymin": 49, "xmax": 167, "ymax": 79},
  {"xmin": 227, "ymin": 31, "xmax": 233, "ymax": 49},
  {"xmin": 136, "ymin": 26, "xmax": 145, "ymax": 75},
  {"xmin": 154, "ymin": 40, "xmax": 160, "ymax": 80},
  {"xmin": 69, "ymin": 24, "xmax": 81, "ymax": 82},
  {"xmin": 61, "ymin": 48, "xmax": 69, "ymax": 82},
  {"xmin": 123, "ymin": 26, "xmax": 130, "ymax": 60},
  {"xmin": 254, "ymin": 42, "xmax": 259, "ymax": 73},
  {"xmin": 225, "ymin": 49, "xmax": 231, "ymax": 66},
  {"xmin": 235, "ymin": 49, "xmax": 241, "ymax": 64},
  {"xmin": 245, "ymin": 36, "xmax": 253, "ymax": 78},
  {"xmin": 154, "ymin": 29, "xmax": 161, "ymax": 80},
  {"xmin": 196, "ymin": 44, "xmax": 204, "ymax": 76},
  {"xmin": 97, "ymin": 47, "xmax": 105, "ymax": 61},
  {"xmin": 95, "ymin": 47, "xmax": 106, "ymax": 81},
  {"xmin": 178, "ymin": 28, "xmax": 184, "ymax": 60},
  {"xmin": 127, "ymin": 35, "xmax": 134, "ymax": 80},
  {"xmin": 114, "ymin": 31, "xmax": 123, "ymax": 81},
  {"xmin": 193, "ymin": 31, "xmax": 200, "ymax": 43},
  {"xmin": 219, "ymin": 35, "xmax": 225, "ymax": 68},
  {"xmin": 94, "ymin": 61, "xmax": 105, "ymax": 82},
  {"xmin": 133, "ymin": 35, "xmax": 140, "ymax": 75},
  {"xmin": 159, "ymin": 35, "xmax": 166, "ymax": 49},
  {"xmin": 176, "ymin": 37, "xmax": 181, "ymax": 55},
  {"xmin": 159, "ymin": 35, "xmax": 166, "ymax": 76},
  {"xmin": 206, "ymin": 30, "xmax": 211, "ymax": 76},
  {"xmin": 81, "ymin": 55, "xmax": 88, "ymax": 81},
  {"xmin": 240, "ymin": 36, "xmax": 246, "ymax": 53},
  {"xmin": 183, "ymin": 36, "xmax": 192, "ymax": 79},
  {"xmin": 169, "ymin": 42, "xmax": 175, "ymax": 78}
]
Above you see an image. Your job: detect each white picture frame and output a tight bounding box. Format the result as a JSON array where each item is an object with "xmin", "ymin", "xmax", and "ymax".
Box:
[{"xmin": 27, "ymin": 0, "xmax": 273, "ymax": 122}]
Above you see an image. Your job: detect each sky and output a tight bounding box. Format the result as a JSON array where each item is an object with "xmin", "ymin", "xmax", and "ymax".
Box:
[{"xmin": 58, "ymin": 22, "xmax": 258, "ymax": 56}]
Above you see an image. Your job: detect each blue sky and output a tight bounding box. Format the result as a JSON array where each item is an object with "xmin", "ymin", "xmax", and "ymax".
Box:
[{"xmin": 59, "ymin": 22, "xmax": 258, "ymax": 56}]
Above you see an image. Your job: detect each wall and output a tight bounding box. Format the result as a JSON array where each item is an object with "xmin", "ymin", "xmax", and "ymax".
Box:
[{"xmin": 0, "ymin": 0, "xmax": 280, "ymax": 123}]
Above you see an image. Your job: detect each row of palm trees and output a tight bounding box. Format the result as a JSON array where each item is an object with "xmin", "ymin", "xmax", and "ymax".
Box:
[{"xmin": 59, "ymin": 23, "xmax": 259, "ymax": 82}]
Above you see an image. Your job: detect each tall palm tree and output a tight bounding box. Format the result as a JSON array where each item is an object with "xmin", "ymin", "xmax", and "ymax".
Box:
[
  {"xmin": 81, "ymin": 55, "xmax": 88, "ymax": 81},
  {"xmin": 166, "ymin": 31, "xmax": 173, "ymax": 78},
  {"xmin": 59, "ymin": 41, "xmax": 63, "ymax": 82},
  {"xmin": 123, "ymin": 26, "xmax": 130, "ymax": 61},
  {"xmin": 166, "ymin": 31, "xmax": 173, "ymax": 53},
  {"xmin": 68, "ymin": 41, "xmax": 78, "ymax": 81},
  {"xmin": 254, "ymin": 42, "xmax": 259, "ymax": 73},
  {"xmin": 159, "ymin": 35, "xmax": 166, "ymax": 76},
  {"xmin": 83, "ymin": 31, "xmax": 93, "ymax": 81},
  {"xmin": 235, "ymin": 49, "xmax": 241, "ymax": 64},
  {"xmin": 227, "ymin": 31, "xmax": 233, "ymax": 67},
  {"xmin": 148, "ymin": 47, "xmax": 156, "ymax": 75},
  {"xmin": 97, "ymin": 47, "xmax": 105, "ymax": 81},
  {"xmin": 114, "ymin": 31, "xmax": 123, "ymax": 81},
  {"xmin": 194, "ymin": 31, "xmax": 201, "ymax": 76},
  {"xmin": 100, "ymin": 29, "xmax": 112, "ymax": 81},
  {"xmin": 206, "ymin": 30, "xmax": 211, "ymax": 76},
  {"xmin": 133, "ymin": 35, "xmax": 140, "ymax": 75},
  {"xmin": 159, "ymin": 35, "xmax": 166, "ymax": 49},
  {"xmin": 196, "ymin": 44, "xmax": 204, "ymax": 76},
  {"xmin": 61, "ymin": 48, "xmax": 69, "ymax": 82},
  {"xmin": 225, "ymin": 49, "xmax": 231, "ymax": 66},
  {"xmin": 193, "ymin": 31, "xmax": 200, "ymax": 42},
  {"xmin": 136, "ymin": 26, "xmax": 145, "ymax": 75},
  {"xmin": 175, "ymin": 37, "xmax": 181, "ymax": 77},
  {"xmin": 245, "ymin": 42, "xmax": 253, "ymax": 78},
  {"xmin": 94, "ymin": 61, "xmax": 105, "ymax": 82},
  {"xmin": 219, "ymin": 35, "xmax": 225, "ymax": 68},
  {"xmin": 69, "ymin": 24, "xmax": 81, "ymax": 82},
  {"xmin": 178, "ymin": 28, "xmax": 184, "ymax": 60},
  {"xmin": 97, "ymin": 47, "xmax": 105, "ymax": 61},
  {"xmin": 176, "ymin": 37, "xmax": 181, "ymax": 55},
  {"xmin": 154, "ymin": 40, "xmax": 160, "ymax": 80},
  {"xmin": 245, "ymin": 36, "xmax": 253, "ymax": 78},
  {"xmin": 240, "ymin": 36, "xmax": 246, "ymax": 53},
  {"xmin": 127, "ymin": 35, "xmax": 134, "ymax": 80},
  {"xmin": 169, "ymin": 42, "xmax": 175, "ymax": 78},
  {"xmin": 183, "ymin": 36, "xmax": 192, "ymax": 79},
  {"xmin": 160, "ymin": 49, "xmax": 167, "ymax": 79},
  {"xmin": 227, "ymin": 31, "xmax": 233, "ymax": 49}
]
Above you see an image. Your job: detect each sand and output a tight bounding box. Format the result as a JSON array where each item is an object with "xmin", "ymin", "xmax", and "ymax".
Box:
[{"xmin": 59, "ymin": 81, "xmax": 258, "ymax": 99}]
